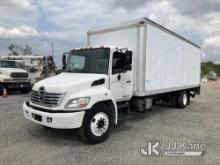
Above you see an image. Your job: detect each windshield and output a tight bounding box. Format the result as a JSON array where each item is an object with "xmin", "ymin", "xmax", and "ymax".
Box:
[
  {"xmin": 66, "ymin": 48, "xmax": 110, "ymax": 74},
  {"xmin": 0, "ymin": 61, "xmax": 18, "ymax": 68}
]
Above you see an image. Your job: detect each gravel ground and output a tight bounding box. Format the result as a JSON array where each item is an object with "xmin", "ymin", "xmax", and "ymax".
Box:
[{"xmin": 0, "ymin": 82, "xmax": 220, "ymax": 165}]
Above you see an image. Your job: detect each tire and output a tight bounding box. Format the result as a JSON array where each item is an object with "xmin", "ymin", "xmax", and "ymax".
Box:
[
  {"xmin": 79, "ymin": 104, "xmax": 114, "ymax": 144},
  {"xmin": 176, "ymin": 90, "xmax": 188, "ymax": 108},
  {"xmin": 20, "ymin": 88, "xmax": 30, "ymax": 94},
  {"xmin": 43, "ymin": 126, "xmax": 52, "ymax": 129},
  {"xmin": 0, "ymin": 83, "xmax": 3, "ymax": 95},
  {"xmin": 187, "ymin": 92, "xmax": 191, "ymax": 105}
]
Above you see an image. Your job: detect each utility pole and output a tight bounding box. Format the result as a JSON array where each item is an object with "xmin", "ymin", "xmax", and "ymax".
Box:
[{"xmin": 41, "ymin": 39, "xmax": 54, "ymax": 57}]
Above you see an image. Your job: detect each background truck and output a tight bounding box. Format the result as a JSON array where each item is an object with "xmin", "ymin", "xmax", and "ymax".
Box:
[
  {"xmin": 0, "ymin": 55, "xmax": 57, "ymax": 84},
  {"xmin": 23, "ymin": 18, "xmax": 201, "ymax": 144},
  {"xmin": 0, "ymin": 59, "xmax": 31, "ymax": 94}
]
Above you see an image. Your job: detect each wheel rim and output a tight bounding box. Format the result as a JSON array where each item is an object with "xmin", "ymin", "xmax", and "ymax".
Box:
[
  {"xmin": 90, "ymin": 112, "xmax": 109, "ymax": 137},
  {"xmin": 183, "ymin": 93, "xmax": 187, "ymax": 106}
]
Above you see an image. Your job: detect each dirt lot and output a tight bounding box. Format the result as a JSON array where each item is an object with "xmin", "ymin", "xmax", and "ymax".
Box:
[{"xmin": 0, "ymin": 82, "xmax": 220, "ymax": 165}]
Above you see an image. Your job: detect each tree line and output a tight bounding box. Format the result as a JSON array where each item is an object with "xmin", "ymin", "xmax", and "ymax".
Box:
[
  {"xmin": 201, "ymin": 61, "xmax": 220, "ymax": 78},
  {"xmin": 8, "ymin": 44, "xmax": 32, "ymax": 56}
]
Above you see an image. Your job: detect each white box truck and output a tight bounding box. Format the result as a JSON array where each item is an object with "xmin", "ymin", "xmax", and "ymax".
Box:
[{"xmin": 23, "ymin": 18, "xmax": 201, "ymax": 144}]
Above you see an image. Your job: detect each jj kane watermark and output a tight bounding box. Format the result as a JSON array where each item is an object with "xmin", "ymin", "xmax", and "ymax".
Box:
[{"xmin": 139, "ymin": 140, "xmax": 206, "ymax": 157}]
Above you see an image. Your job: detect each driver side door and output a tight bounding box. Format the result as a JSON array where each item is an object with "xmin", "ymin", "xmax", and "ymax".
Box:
[{"xmin": 110, "ymin": 51, "xmax": 133, "ymax": 102}]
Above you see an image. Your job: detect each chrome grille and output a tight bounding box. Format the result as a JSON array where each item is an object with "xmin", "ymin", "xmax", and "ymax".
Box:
[
  {"xmin": 30, "ymin": 90, "xmax": 64, "ymax": 107},
  {"xmin": 11, "ymin": 72, "xmax": 28, "ymax": 78}
]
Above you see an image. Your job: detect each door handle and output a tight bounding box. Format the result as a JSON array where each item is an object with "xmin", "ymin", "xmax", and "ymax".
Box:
[
  {"xmin": 117, "ymin": 74, "xmax": 121, "ymax": 80},
  {"xmin": 126, "ymin": 80, "xmax": 131, "ymax": 83}
]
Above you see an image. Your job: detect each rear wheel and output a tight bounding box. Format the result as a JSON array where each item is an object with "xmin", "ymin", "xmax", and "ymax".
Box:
[
  {"xmin": 176, "ymin": 90, "xmax": 188, "ymax": 108},
  {"xmin": 79, "ymin": 104, "xmax": 113, "ymax": 144},
  {"xmin": 187, "ymin": 92, "xmax": 191, "ymax": 105}
]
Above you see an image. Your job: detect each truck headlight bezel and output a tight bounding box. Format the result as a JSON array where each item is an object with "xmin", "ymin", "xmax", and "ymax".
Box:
[{"xmin": 65, "ymin": 97, "xmax": 91, "ymax": 110}]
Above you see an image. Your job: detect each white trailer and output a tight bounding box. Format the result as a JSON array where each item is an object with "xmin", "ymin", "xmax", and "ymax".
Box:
[
  {"xmin": 88, "ymin": 18, "xmax": 201, "ymax": 97},
  {"xmin": 23, "ymin": 18, "xmax": 201, "ymax": 144}
]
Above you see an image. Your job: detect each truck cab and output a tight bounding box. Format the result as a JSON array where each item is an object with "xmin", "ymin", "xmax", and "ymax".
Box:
[
  {"xmin": 0, "ymin": 59, "xmax": 31, "ymax": 94},
  {"xmin": 23, "ymin": 46, "xmax": 132, "ymax": 143}
]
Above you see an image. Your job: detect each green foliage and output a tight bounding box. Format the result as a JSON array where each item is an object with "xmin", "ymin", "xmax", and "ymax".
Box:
[
  {"xmin": 23, "ymin": 45, "xmax": 32, "ymax": 55},
  {"xmin": 8, "ymin": 44, "xmax": 32, "ymax": 55},
  {"xmin": 8, "ymin": 44, "xmax": 19, "ymax": 55},
  {"xmin": 201, "ymin": 61, "xmax": 220, "ymax": 77}
]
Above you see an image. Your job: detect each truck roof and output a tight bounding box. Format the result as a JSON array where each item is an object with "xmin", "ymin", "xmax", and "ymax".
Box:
[
  {"xmin": 0, "ymin": 59, "xmax": 17, "ymax": 62},
  {"xmin": 71, "ymin": 45, "xmax": 121, "ymax": 51},
  {"xmin": 88, "ymin": 17, "xmax": 200, "ymax": 49},
  {"xmin": 0, "ymin": 55, "xmax": 45, "ymax": 60}
]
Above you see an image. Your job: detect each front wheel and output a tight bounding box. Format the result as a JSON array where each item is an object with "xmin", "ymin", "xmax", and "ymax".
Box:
[
  {"xmin": 79, "ymin": 104, "xmax": 113, "ymax": 144},
  {"xmin": 0, "ymin": 83, "xmax": 4, "ymax": 95},
  {"xmin": 20, "ymin": 88, "xmax": 31, "ymax": 94}
]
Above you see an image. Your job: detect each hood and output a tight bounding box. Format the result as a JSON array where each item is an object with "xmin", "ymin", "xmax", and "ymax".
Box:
[
  {"xmin": 0, "ymin": 68, "xmax": 28, "ymax": 73},
  {"xmin": 0, "ymin": 68, "xmax": 28, "ymax": 76},
  {"xmin": 33, "ymin": 72, "xmax": 108, "ymax": 93}
]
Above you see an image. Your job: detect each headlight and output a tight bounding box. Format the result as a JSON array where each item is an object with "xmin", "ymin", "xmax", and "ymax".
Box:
[{"xmin": 65, "ymin": 97, "xmax": 90, "ymax": 109}]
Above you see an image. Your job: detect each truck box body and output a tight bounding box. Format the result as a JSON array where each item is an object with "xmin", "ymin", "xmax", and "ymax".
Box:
[{"xmin": 88, "ymin": 18, "xmax": 201, "ymax": 97}]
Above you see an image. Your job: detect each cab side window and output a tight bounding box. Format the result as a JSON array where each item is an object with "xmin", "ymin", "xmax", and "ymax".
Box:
[{"xmin": 112, "ymin": 52, "xmax": 124, "ymax": 75}]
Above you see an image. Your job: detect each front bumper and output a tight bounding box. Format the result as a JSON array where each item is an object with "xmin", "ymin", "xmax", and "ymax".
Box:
[
  {"xmin": 3, "ymin": 82, "xmax": 31, "ymax": 89},
  {"xmin": 23, "ymin": 102, "xmax": 85, "ymax": 129}
]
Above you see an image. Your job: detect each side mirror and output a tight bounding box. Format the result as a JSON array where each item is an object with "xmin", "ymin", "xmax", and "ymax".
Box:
[
  {"xmin": 124, "ymin": 64, "xmax": 132, "ymax": 71},
  {"xmin": 62, "ymin": 53, "xmax": 68, "ymax": 70},
  {"xmin": 123, "ymin": 50, "xmax": 132, "ymax": 71},
  {"xmin": 125, "ymin": 50, "xmax": 132, "ymax": 65}
]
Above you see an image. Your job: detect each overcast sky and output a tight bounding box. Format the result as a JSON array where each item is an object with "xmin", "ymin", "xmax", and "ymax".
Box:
[{"xmin": 0, "ymin": 0, "xmax": 219, "ymax": 65}]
